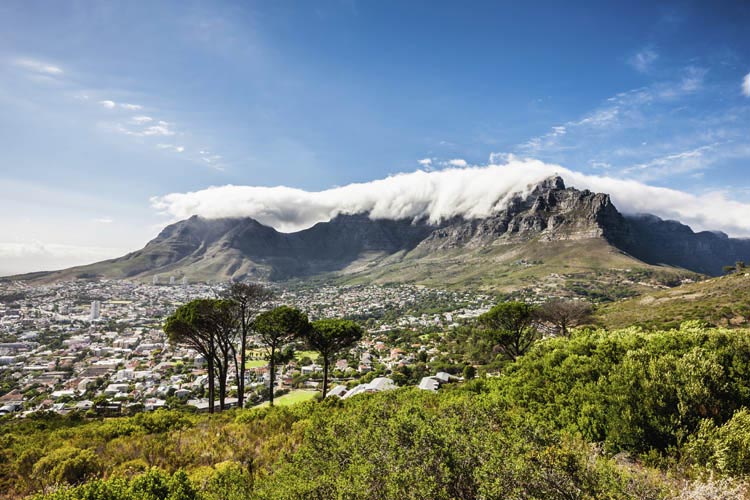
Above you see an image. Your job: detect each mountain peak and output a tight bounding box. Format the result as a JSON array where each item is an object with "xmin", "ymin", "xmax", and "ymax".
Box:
[{"xmin": 533, "ymin": 175, "xmax": 566, "ymax": 193}]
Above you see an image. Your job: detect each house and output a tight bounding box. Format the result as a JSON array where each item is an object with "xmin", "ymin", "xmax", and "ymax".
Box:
[
  {"xmin": 418, "ymin": 372, "xmax": 458, "ymax": 392},
  {"xmin": 418, "ymin": 377, "xmax": 440, "ymax": 391},
  {"xmin": 341, "ymin": 377, "xmax": 397, "ymax": 399},
  {"xmin": 103, "ymin": 383, "xmax": 130, "ymax": 396},
  {"xmin": 327, "ymin": 385, "xmax": 348, "ymax": 398},
  {"xmin": 301, "ymin": 363, "xmax": 321, "ymax": 375},
  {"xmin": 335, "ymin": 359, "xmax": 349, "ymax": 371}
]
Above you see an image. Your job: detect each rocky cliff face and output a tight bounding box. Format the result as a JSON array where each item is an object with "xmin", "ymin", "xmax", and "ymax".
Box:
[
  {"xmin": 618, "ymin": 214, "xmax": 750, "ymax": 276},
  {"xmin": 416, "ymin": 176, "xmax": 632, "ymax": 252}
]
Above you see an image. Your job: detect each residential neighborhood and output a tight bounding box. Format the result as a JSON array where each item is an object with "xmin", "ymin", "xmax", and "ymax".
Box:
[{"xmin": 0, "ymin": 279, "xmax": 493, "ymax": 417}]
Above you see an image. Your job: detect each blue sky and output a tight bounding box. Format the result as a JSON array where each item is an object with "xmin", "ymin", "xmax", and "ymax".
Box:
[{"xmin": 1, "ymin": 1, "xmax": 749, "ymax": 274}]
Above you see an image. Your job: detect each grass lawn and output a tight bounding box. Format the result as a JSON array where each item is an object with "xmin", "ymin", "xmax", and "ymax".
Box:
[
  {"xmin": 256, "ymin": 389, "xmax": 318, "ymax": 408},
  {"xmin": 245, "ymin": 359, "xmax": 266, "ymax": 369},
  {"xmin": 295, "ymin": 350, "xmax": 319, "ymax": 361}
]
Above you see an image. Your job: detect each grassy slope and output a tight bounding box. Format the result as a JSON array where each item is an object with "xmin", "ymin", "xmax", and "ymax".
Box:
[
  {"xmin": 331, "ymin": 237, "xmax": 700, "ymax": 299},
  {"xmin": 597, "ymin": 272, "xmax": 750, "ymax": 329},
  {"xmin": 255, "ymin": 390, "xmax": 318, "ymax": 408}
]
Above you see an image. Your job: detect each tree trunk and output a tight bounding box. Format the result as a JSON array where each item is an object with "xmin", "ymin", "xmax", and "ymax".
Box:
[
  {"xmin": 238, "ymin": 328, "xmax": 247, "ymax": 408},
  {"xmin": 269, "ymin": 345, "xmax": 276, "ymax": 407},
  {"xmin": 322, "ymin": 357, "xmax": 329, "ymax": 398},
  {"xmin": 207, "ymin": 357, "xmax": 215, "ymax": 414},
  {"xmin": 218, "ymin": 361, "xmax": 226, "ymax": 411}
]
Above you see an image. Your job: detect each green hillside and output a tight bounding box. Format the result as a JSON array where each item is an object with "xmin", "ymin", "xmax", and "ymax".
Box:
[
  {"xmin": 597, "ymin": 272, "xmax": 750, "ymax": 329},
  {"xmin": 333, "ymin": 237, "xmax": 701, "ymax": 300}
]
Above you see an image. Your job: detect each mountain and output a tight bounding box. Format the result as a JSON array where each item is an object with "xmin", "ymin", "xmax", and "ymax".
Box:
[{"xmin": 11, "ymin": 177, "xmax": 750, "ymax": 297}]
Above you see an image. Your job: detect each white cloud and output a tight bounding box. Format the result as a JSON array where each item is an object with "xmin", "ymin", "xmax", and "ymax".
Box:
[
  {"xmin": 628, "ymin": 48, "xmax": 658, "ymax": 73},
  {"xmin": 116, "ymin": 121, "xmax": 175, "ymax": 137},
  {"xmin": 0, "ymin": 241, "xmax": 126, "ymax": 276},
  {"xmin": 417, "ymin": 158, "xmax": 432, "ymax": 166},
  {"xmin": 679, "ymin": 66, "xmax": 707, "ymax": 93},
  {"xmin": 743, "ymin": 73, "xmax": 750, "ymax": 97},
  {"xmin": 93, "ymin": 217, "xmax": 114, "ymax": 224},
  {"xmin": 197, "ymin": 151, "xmax": 224, "ymax": 170},
  {"xmin": 446, "ymin": 158, "xmax": 468, "ymax": 167},
  {"xmin": 13, "ymin": 57, "xmax": 63, "ymax": 75},
  {"xmin": 98, "ymin": 99, "xmax": 143, "ymax": 111},
  {"xmin": 150, "ymin": 157, "xmax": 750, "ymax": 237},
  {"xmin": 141, "ymin": 121, "xmax": 174, "ymax": 136},
  {"xmin": 156, "ymin": 143, "xmax": 185, "ymax": 153},
  {"xmin": 130, "ymin": 116, "xmax": 153, "ymax": 124}
]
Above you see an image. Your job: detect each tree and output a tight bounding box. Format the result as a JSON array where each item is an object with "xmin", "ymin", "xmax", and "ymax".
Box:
[
  {"xmin": 537, "ymin": 299, "xmax": 593, "ymax": 337},
  {"xmin": 164, "ymin": 300, "xmax": 219, "ymax": 413},
  {"xmin": 224, "ymin": 282, "xmax": 274, "ymax": 408},
  {"xmin": 478, "ymin": 301, "xmax": 540, "ymax": 361},
  {"xmin": 304, "ymin": 319, "xmax": 363, "ymax": 398},
  {"xmin": 209, "ymin": 299, "xmax": 239, "ymax": 411},
  {"xmin": 253, "ymin": 306, "xmax": 310, "ymax": 406},
  {"xmin": 164, "ymin": 299, "xmax": 237, "ymax": 413}
]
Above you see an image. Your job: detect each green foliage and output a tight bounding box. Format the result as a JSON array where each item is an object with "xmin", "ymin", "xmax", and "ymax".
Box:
[
  {"xmin": 304, "ymin": 318, "xmax": 364, "ymax": 396},
  {"xmin": 478, "ymin": 301, "xmax": 540, "ymax": 360},
  {"xmin": 32, "ymin": 468, "xmax": 199, "ymax": 500},
  {"xmin": 11, "ymin": 324, "xmax": 750, "ymax": 499},
  {"xmin": 32, "ymin": 446, "xmax": 101, "ymax": 486},
  {"xmin": 254, "ymin": 306, "xmax": 310, "ymax": 406},
  {"xmin": 685, "ymin": 408, "xmax": 750, "ymax": 476}
]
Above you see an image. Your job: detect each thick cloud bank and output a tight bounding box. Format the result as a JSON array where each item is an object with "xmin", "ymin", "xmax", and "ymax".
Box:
[{"xmin": 151, "ymin": 158, "xmax": 750, "ymax": 237}]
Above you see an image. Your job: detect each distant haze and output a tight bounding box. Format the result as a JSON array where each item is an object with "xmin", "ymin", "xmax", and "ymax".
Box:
[{"xmin": 152, "ymin": 157, "xmax": 750, "ymax": 238}]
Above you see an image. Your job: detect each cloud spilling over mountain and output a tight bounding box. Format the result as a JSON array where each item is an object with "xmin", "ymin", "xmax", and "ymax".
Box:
[{"xmin": 151, "ymin": 157, "xmax": 750, "ymax": 237}]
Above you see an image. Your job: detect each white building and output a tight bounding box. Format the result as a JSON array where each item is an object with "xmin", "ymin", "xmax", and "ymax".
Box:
[{"xmin": 89, "ymin": 300, "xmax": 101, "ymax": 321}]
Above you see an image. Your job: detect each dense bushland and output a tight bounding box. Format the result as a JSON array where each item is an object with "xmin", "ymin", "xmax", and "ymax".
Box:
[{"xmin": 5, "ymin": 323, "xmax": 750, "ymax": 499}]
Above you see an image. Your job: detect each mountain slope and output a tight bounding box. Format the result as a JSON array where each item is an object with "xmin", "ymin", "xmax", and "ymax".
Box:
[{"xmin": 596, "ymin": 271, "xmax": 750, "ymax": 329}]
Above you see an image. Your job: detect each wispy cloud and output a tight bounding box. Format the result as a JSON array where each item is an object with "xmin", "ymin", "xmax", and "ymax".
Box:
[
  {"xmin": 515, "ymin": 66, "xmax": 711, "ymax": 162},
  {"xmin": 628, "ymin": 48, "xmax": 658, "ymax": 73},
  {"xmin": 0, "ymin": 241, "xmax": 126, "ymax": 275},
  {"xmin": 93, "ymin": 217, "xmax": 114, "ymax": 224},
  {"xmin": 99, "ymin": 99, "xmax": 143, "ymax": 111},
  {"xmin": 197, "ymin": 150, "xmax": 224, "ymax": 170},
  {"xmin": 622, "ymin": 143, "xmax": 721, "ymax": 180},
  {"xmin": 446, "ymin": 158, "xmax": 468, "ymax": 167},
  {"xmin": 130, "ymin": 115, "xmax": 153, "ymax": 124},
  {"xmin": 743, "ymin": 73, "xmax": 750, "ymax": 97},
  {"xmin": 141, "ymin": 121, "xmax": 175, "ymax": 136},
  {"xmin": 156, "ymin": 143, "xmax": 185, "ymax": 153},
  {"xmin": 12, "ymin": 57, "xmax": 63, "ymax": 75},
  {"xmin": 114, "ymin": 120, "xmax": 175, "ymax": 137},
  {"xmin": 417, "ymin": 158, "xmax": 432, "ymax": 166},
  {"xmin": 6, "ymin": 54, "xmax": 228, "ymax": 173}
]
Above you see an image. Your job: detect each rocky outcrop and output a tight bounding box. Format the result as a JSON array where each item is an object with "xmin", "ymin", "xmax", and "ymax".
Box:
[{"xmin": 416, "ymin": 176, "xmax": 632, "ymax": 251}]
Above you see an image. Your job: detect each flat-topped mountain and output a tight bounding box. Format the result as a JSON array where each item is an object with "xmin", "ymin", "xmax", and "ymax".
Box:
[{"xmin": 11, "ymin": 177, "xmax": 750, "ymax": 295}]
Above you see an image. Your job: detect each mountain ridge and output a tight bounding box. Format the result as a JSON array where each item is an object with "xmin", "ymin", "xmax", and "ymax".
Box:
[{"xmin": 7, "ymin": 176, "xmax": 750, "ymax": 293}]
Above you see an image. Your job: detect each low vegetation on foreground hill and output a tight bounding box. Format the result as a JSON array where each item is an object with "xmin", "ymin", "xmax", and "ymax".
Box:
[
  {"xmin": 3, "ymin": 323, "xmax": 750, "ymax": 499},
  {"xmin": 597, "ymin": 271, "xmax": 750, "ymax": 330}
]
